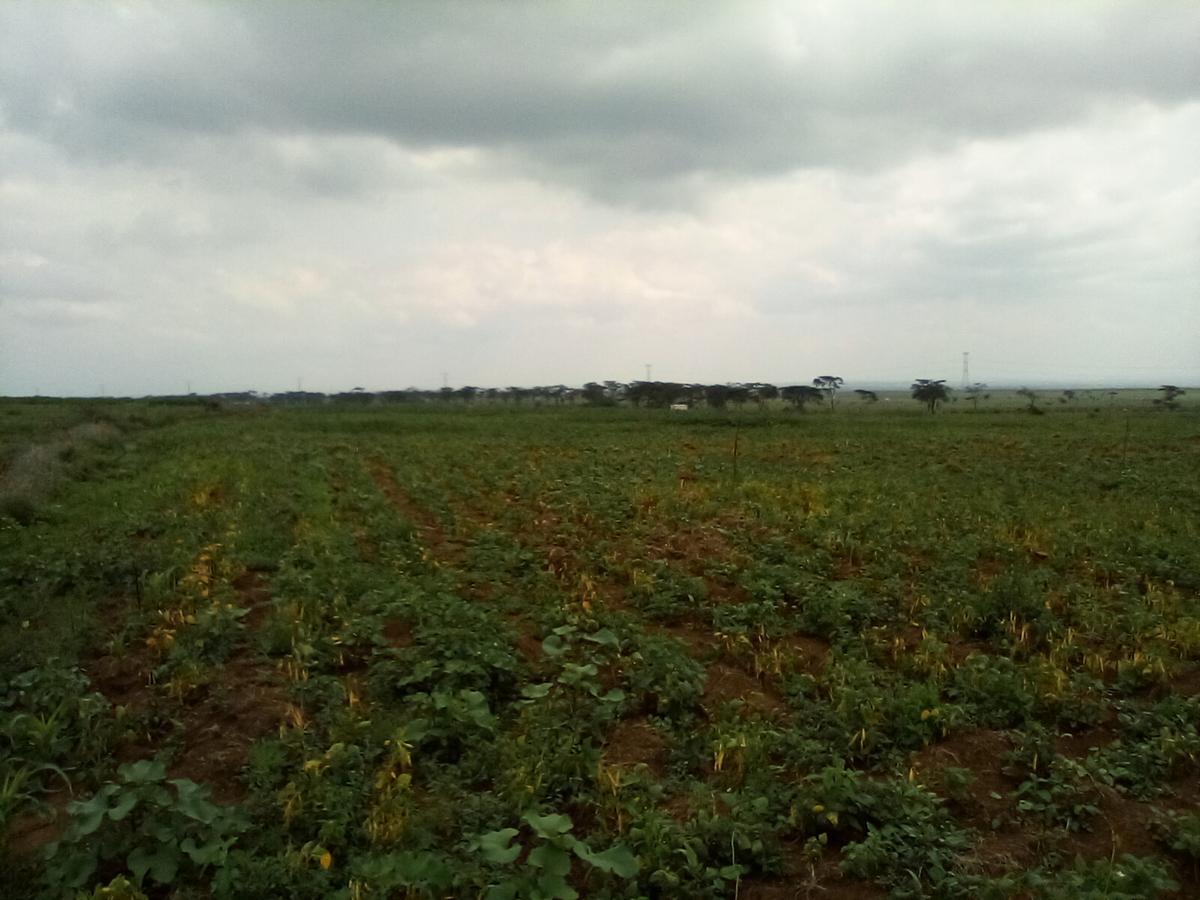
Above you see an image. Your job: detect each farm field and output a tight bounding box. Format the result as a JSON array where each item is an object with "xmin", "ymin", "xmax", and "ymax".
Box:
[{"xmin": 2, "ymin": 399, "xmax": 1200, "ymax": 899}]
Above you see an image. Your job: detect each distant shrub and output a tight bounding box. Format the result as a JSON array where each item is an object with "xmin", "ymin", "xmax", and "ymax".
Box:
[{"xmin": 0, "ymin": 421, "xmax": 123, "ymax": 524}]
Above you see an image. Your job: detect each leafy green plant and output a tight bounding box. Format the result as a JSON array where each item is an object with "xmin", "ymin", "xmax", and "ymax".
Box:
[
  {"xmin": 1087, "ymin": 696, "xmax": 1200, "ymax": 798},
  {"xmin": 949, "ymin": 653, "xmax": 1035, "ymax": 728},
  {"xmin": 627, "ymin": 563, "xmax": 707, "ymax": 623},
  {"xmin": 350, "ymin": 850, "xmax": 455, "ymax": 896},
  {"xmin": 1024, "ymin": 854, "xmax": 1178, "ymax": 898},
  {"xmin": 1011, "ymin": 757, "xmax": 1100, "ymax": 833},
  {"xmin": 474, "ymin": 810, "xmax": 638, "ymax": 899},
  {"xmin": 941, "ymin": 765, "xmax": 976, "ymax": 804},
  {"xmin": 44, "ymin": 759, "xmax": 245, "ymax": 892},
  {"xmin": 1152, "ymin": 809, "xmax": 1200, "ymax": 861},
  {"xmin": 623, "ymin": 631, "xmax": 705, "ymax": 718},
  {"xmin": 1, "ymin": 663, "xmax": 111, "ymax": 828}
]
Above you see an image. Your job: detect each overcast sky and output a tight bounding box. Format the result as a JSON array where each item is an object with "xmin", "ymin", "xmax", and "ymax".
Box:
[{"xmin": 2, "ymin": 1, "xmax": 1197, "ymax": 396}]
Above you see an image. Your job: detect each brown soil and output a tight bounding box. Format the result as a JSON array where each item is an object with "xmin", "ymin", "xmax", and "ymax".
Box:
[
  {"xmin": 231, "ymin": 569, "xmax": 274, "ymax": 631},
  {"xmin": 705, "ymin": 575, "xmax": 753, "ymax": 605},
  {"xmin": 171, "ymin": 568, "xmax": 289, "ymax": 803},
  {"xmin": 662, "ymin": 793, "xmax": 692, "ymax": 822},
  {"xmin": 1061, "ymin": 783, "xmax": 1159, "ymax": 860},
  {"xmin": 910, "ymin": 727, "xmax": 1199, "ymax": 892},
  {"xmin": 832, "ymin": 554, "xmax": 865, "ymax": 581},
  {"xmin": 88, "ymin": 647, "xmax": 159, "ymax": 712},
  {"xmin": 168, "ymin": 655, "xmax": 289, "ymax": 804},
  {"xmin": 1170, "ymin": 664, "xmax": 1200, "ymax": 697},
  {"xmin": 382, "ymin": 617, "xmax": 414, "ymax": 648},
  {"xmin": 1053, "ymin": 725, "xmax": 1117, "ymax": 760},
  {"xmin": 703, "ymin": 662, "xmax": 784, "ymax": 715},
  {"xmin": 645, "ymin": 523, "xmax": 743, "ymax": 571},
  {"xmin": 603, "ymin": 717, "xmax": 667, "ymax": 776},
  {"xmin": 782, "ymin": 634, "xmax": 831, "ymax": 676},
  {"xmin": 5, "ymin": 789, "xmax": 72, "ymax": 856},
  {"xmin": 657, "ymin": 620, "xmax": 720, "ymax": 658},
  {"xmin": 947, "ymin": 639, "xmax": 991, "ymax": 665},
  {"xmin": 513, "ymin": 625, "xmax": 543, "ymax": 663},
  {"xmin": 88, "ymin": 571, "xmax": 289, "ymax": 805},
  {"xmin": 759, "ymin": 844, "xmax": 889, "ymax": 899},
  {"xmin": 970, "ymin": 555, "xmax": 1006, "ymax": 587},
  {"xmin": 910, "ymin": 728, "xmax": 1028, "ymax": 870}
]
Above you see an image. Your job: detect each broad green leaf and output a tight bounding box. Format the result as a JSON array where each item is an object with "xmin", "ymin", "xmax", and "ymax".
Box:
[
  {"xmin": 107, "ymin": 791, "xmax": 139, "ymax": 821},
  {"xmin": 523, "ymin": 811, "xmax": 573, "ymax": 838},
  {"xmin": 521, "ymin": 683, "xmax": 552, "ymax": 699},
  {"xmin": 170, "ymin": 779, "xmax": 217, "ymax": 824},
  {"xmin": 70, "ymin": 794, "xmax": 110, "ymax": 837},
  {"xmin": 535, "ymin": 871, "xmax": 577, "ymax": 900},
  {"xmin": 584, "ymin": 629, "xmax": 619, "ymax": 648},
  {"xmin": 150, "ymin": 846, "xmax": 181, "ymax": 885},
  {"xmin": 128, "ymin": 843, "xmax": 180, "ymax": 885},
  {"xmin": 127, "ymin": 846, "xmax": 154, "ymax": 883},
  {"xmin": 403, "ymin": 718, "xmax": 431, "ymax": 742},
  {"xmin": 528, "ymin": 843, "xmax": 571, "ymax": 878},
  {"xmin": 119, "ymin": 760, "xmax": 166, "ymax": 784},
  {"xmin": 181, "ymin": 835, "xmax": 229, "ymax": 865},
  {"xmin": 541, "ymin": 635, "xmax": 568, "ymax": 657},
  {"xmin": 477, "ymin": 828, "xmax": 521, "ymax": 864},
  {"xmin": 56, "ymin": 849, "xmax": 98, "ymax": 888},
  {"xmin": 576, "ymin": 843, "xmax": 638, "ymax": 878}
]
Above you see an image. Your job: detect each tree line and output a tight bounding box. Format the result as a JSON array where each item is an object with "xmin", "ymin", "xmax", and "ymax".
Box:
[
  {"xmin": 259, "ymin": 377, "xmax": 862, "ymax": 410},
  {"xmin": 181, "ymin": 382, "xmax": 1185, "ymax": 413}
]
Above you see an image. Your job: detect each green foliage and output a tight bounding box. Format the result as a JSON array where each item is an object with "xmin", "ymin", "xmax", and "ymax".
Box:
[
  {"xmin": 1, "ymin": 664, "xmax": 111, "ymax": 828},
  {"xmin": 623, "ymin": 631, "xmax": 705, "ymax": 718},
  {"xmin": 4, "ymin": 400, "xmax": 1200, "ymax": 898},
  {"xmin": 1152, "ymin": 810, "xmax": 1200, "ymax": 860},
  {"xmin": 474, "ymin": 810, "xmax": 637, "ymax": 899},
  {"xmin": 627, "ymin": 563, "xmax": 708, "ymax": 623},
  {"xmin": 949, "ymin": 654, "xmax": 1035, "ymax": 727},
  {"xmin": 1088, "ymin": 696, "xmax": 1200, "ymax": 798},
  {"xmin": 350, "ymin": 850, "xmax": 455, "ymax": 896},
  {"xmin": 44, "ymin": 759, "xmax": 245, "ymax": 893},
  {"xmin": 1024, "ymin": 854, "xmax": 1178, "ymax": 898},
  {"xmin": 1011, "ymin": 757, "xmax": 1100, "ymax": 832}
]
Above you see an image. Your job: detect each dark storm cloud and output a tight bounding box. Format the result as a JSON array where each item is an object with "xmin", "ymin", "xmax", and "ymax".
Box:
[{"xmin": 3, "ymin": 2, "xmax": 1197, "ymax": 200}]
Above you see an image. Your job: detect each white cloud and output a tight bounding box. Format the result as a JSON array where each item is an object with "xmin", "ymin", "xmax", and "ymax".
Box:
[{"xmin": 1, "ymin": 2, "xmax": 1197, "ymax": 395}]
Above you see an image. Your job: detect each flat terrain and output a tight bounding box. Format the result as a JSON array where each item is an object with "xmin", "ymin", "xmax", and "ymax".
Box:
[{"xmin": 2, "ymin": 397, "xmax": 1199, "ymax": 898}]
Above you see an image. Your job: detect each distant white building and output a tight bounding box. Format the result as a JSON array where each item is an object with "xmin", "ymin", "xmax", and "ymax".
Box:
[{"xmin": 670, "ymin": 403, "xmax": 689, "ymax": 411}]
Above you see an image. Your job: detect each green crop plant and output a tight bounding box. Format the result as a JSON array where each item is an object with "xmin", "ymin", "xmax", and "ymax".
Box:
[
  {"xmin": 474, "ymin": 810, "xmax": 637, "ymax": 899},
  {"xmin": 43, "ymin": 759, "xmax": 245, "ymax": 893},
  {"xmin": 1010, "ymin": 756, "xmax": 1100, "ymax": 833},
  {"xmin": 3, "ymin": 399, "xmax": 1200, "ymax": 897}
]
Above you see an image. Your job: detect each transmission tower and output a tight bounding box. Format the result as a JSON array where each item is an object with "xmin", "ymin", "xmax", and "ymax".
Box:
[{"xmin": 961, "ymin": 352, "xmax": 969, "ymax": 390}]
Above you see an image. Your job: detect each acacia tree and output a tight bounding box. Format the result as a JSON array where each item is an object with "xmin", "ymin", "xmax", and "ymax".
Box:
[
  {"xmin": 1016, "ymin": 387, "xmax": 1041, "ymax": 414},
  {"xmin": 812, "ymin": 375, "xmax": 844, "ymax": 411},
  {"xmin": 705, "ymin": 384, "xmax": 731, "ymax": 409},
  {"xmin": 964, "ymin": 382, "xmax": 987, "ymax": 411},
  {"xmin": 748, "ymin": 383, "xmax": 779, "ymax": 407},
  {"xmin": 782, "ymin": 384, "xmax": 825, "ymax": 410},
  {"xmin": 911, "ymin": 379, "xmax": 949, "ymax": 413},
  {"xmin": 1158, "ymin": 385, "xmax": 1185, "ymax": 410},
  {"xmin": 853, "ymin": 389, "xmax": 878, "ymax": 403}
]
